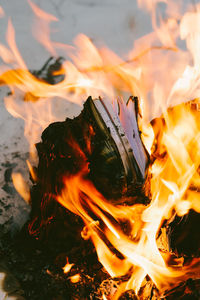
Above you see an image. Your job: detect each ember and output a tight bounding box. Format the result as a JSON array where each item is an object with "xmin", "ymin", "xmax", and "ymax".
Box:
[{"xmin": 1, "ymin": 0, "xmax": 200, "ymax": 299}]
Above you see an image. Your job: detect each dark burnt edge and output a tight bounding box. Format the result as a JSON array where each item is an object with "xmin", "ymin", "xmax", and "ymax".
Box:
[
  {"xmin": 97, "ymin": 96, "xmax": 144, "ymax": 185},
  {"xmin": 31, "ymin": 56, "xmax": 65, "ymax": 85},
  {"xmin": 126, "ymin": 95, "xmax": 150, "ymax": 181}
]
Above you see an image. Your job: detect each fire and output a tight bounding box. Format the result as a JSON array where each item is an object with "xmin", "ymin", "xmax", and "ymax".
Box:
[
  {"xmin": 28, "ymin": 0, "xmax": 58, "ymax": 56},
  {"xmin": 0, "ymin": 6, "xmax": 4, "ymax": 18},
  {"xmin": 12, "ymin": 172, "xmax": 30, "ymax": 203},
  {"xmin": 63, "ymin": 258, "xmax": 74, "ymax": 274},
  {"xmin": 69, "ymin": 274, "xmax": 81, "ymax": 284},
  {"xmin": 1, "ymin": 0, "xmax": 200, "ymax": 298}
]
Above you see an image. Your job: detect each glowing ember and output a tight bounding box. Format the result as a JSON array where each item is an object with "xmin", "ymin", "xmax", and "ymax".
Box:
[
  {"xmin": 1, "ymin": 0, "xmax": 200, "ymax": 298},
  {"xmin": 63, "ymin": 258, "xmax": 74, "ymax": 274},
  {"xmin": 69, "ymin": 274, "xmax": 81, "ymax": 284}
]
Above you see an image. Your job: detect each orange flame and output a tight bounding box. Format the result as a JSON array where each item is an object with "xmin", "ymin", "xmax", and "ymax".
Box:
[
  {"xmin": 0, "ymin": 6, "xmax": 4, "ymax": 18},
  {"xmin": 1, "ymin": 0, "xmax": 200, "ymax": 298},
  {"xmin": 28, "ymin": 0, "xmax": 58, "ymax": 56},
  {"xmin": 12, "ymin": 172, "xmax": 30, "ymax": 203},
  {"xmin": 69, "ymin": 274, "xmax": 81, "ymax": 284},
  {"xmin": 63, "ymin": 258, "xmax": 74, "ymax": 274}
]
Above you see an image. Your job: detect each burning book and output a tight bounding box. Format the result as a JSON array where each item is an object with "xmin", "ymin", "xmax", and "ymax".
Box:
[{"xmin": 29, "ymin": 94, "xmax": 149, "ymax": 243}]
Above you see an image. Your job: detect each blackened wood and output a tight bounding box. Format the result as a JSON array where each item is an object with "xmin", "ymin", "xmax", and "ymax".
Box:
[
  {"xmin": 31, "ymin": 56, "xmax": 65, "ymax": 85},
  {"xmin": 164, "ymin": 279, "xmax": 200, "ymax": 299},
  {"xmin": 167, "ymin": 210, "xmax": 200, "ymax": 257}
]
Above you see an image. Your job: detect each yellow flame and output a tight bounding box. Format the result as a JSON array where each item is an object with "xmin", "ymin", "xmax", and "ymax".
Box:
[
  {"xmin": 63, "ymin": 258, "xmax": 74, "ymax": 274},
  {"xmin": 69, "ymin": 274, "xmax": 81, "ymax": 284},
  {"xmin": 12, "ymin": 172, "xmax": 30, "ymax": 203}
]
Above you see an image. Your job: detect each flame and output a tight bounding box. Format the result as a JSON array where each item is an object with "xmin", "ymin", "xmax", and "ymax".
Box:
[
  {"xmin": 28, "ymin": 0, "xmax": 58, "ymax": 56},
  {"xmin": 1, "ymin": 0, "xmax": 200, "ymax": 298},
  {"xmin": 12, "ymin": 172, "xmax": 30, "ymax": 203},
  {"xmin": 0, "ymin": 6, "xmax": 4, "ymax": 18},
  {"xmin": 69, "ymin": 274, "xmax": 81, "ymax": 284},
  {"xmin": 63, "ymin": 258, "xmax": 74, "ymax": 274},
  {"xmin": 26, "ymin": 159, "xmax": 37, "ymax": 182}
]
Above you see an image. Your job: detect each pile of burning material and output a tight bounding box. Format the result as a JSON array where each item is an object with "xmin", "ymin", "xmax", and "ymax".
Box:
[
  {"xmin": 15, "ymin": 95, "xmax": 199, "ymax": 299},
  {"xmin": 29, "ymin": 95, "xmax": 149, "ymax": 243}
]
